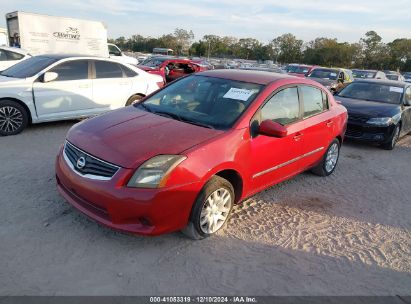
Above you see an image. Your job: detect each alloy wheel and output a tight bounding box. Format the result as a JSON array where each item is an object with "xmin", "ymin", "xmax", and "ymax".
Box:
[
  {"xmin": 199, "ymin": 188, "xmax": 232, "ymax": 234},
  {"xmin": 0, "ymin": 106, "xmax": 24, "ymax": 134},
  {"xmin": 325, "ymin": 143, "xmax": 339, "ymax": 173}
]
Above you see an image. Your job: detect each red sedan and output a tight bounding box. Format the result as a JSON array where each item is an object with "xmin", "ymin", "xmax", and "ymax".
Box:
[
  {"xmin": 55, "ymin": 70, "xmax": 347, "ymax": 239},
  {"xmin": 138, "ymin": 56, "xmax": 208, "ymax": 83}
]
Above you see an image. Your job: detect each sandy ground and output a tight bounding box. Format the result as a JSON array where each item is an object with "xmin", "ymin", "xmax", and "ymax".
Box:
[{"xmin": 0, "ymin": 121, "xmax": 410, "ymax": 296}]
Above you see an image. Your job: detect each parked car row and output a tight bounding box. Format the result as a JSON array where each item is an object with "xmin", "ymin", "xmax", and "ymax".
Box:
[{"xmin": 0, "ymin": 54, "xmax": 163, "ymax": 136}]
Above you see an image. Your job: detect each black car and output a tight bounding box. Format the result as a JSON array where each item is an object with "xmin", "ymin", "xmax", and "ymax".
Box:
[
  {"xmin": 307, "ymin": 68, "xmax": 354, "ymax": 92},
  {"xmin": 335, "ymin": 79, "xmax": 411, "ymax": 150}
]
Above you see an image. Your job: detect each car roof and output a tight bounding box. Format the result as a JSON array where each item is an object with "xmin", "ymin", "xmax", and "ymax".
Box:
[
  {"xmin": 197, "ymin": 69, "xmax": 295, "ymax": 85},
  {"xmin": 38, "ymin": 54, "xmax": 103, "ymax": 60},
  {"xmin": 354, "ymin": 78, "xmax": 409, "ymax": 87},
  {"xmin": 0, "ymin": 46, "xmax": 30, "ymax": 55}
]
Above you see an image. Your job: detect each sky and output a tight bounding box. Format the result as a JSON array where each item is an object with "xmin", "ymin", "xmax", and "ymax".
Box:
[{"xmin": 0, "ymin": 0, "xmax": 410, "ymax": 43}]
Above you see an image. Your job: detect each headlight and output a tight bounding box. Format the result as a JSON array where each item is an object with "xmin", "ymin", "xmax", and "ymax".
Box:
[
  {"xmin": 366, "ymin": 114, "xmax": 400, "ymax": 126},
  {"xmin": 127, "ymin": 155, "xmax": 186, "ymax": 188}
]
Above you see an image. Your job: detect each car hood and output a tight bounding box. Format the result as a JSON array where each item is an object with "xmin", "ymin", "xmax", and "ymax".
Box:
[
  {"xmin": 308, "ymin": 77, "xmax": 336, "ymax": 87},
  {"xmin": 66, "ymin": 107, "xmax": 224, "ymax": 168},
  {"xmin": 335, "ymin": 96, "xmax": 400, "ymax": 117}
]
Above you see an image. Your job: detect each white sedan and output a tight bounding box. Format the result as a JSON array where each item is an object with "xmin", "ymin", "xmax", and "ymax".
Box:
[
  {"xmin": 0, "ymin": 46, "xmax": 31, "ymax": 71},
  {"xmin": 0, "ymin": 54, "xmax": 164, "ymax": 136}
]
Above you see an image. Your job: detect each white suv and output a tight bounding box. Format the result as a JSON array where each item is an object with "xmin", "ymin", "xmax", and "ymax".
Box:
[{"xmin": 0, "ymin": 54, "xmax": 163, "ymax": 136}]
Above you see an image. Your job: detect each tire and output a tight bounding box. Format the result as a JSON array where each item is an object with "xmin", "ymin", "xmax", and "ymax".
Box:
[
  {"xmin": 182, "ymin": 176, "xmax": 234, "ymax": 240},
  {"xmin": 381, "ymin": 124, "xmax": 400, "ymax": 150},
  {"xmin": 125, "ymin": 95, "xmax": 143, "ymax": 106},
  {"xmin": 311, "ymin": 139, "xmax": 340, "ymax": 177},
  {"xmin": 0, "ymin": 100, "xmax": 29, "ymax": 136}
]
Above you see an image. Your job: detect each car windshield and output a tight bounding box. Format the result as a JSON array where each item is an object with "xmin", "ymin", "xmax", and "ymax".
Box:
[
  {"xmin": 1, "ymin": 56, "xmax": 57, "ymax": 78},
  {"xmin": 386, "ymin": 74, "xmax": 399, "ymax": 81},
  {"xmin": 338, "ymin": 82, "xmax": 403, "ymax": 104},
  {"xmin": 352, "ymin": 70, "xmax": 376, "ymax": 79},
  {"xmin": 293, "ymin": 66, "xmax": 310, "ymax": 74},
  {"xmin": 139, "ymin": 58, "xmax": 166, "ymax": 68},
  {"xmin": 308, "ymin": 69, "xmax": 338, "ymax": 80},
  {"xmin": 286, "ymin": 65, "xmax": 297, "ymax": 73},
  {"xmin": 137, "ymin": 75, "xmax": 264, "ymax": 129}
]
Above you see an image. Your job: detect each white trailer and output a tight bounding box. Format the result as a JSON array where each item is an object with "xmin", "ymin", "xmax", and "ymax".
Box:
[{"xmin": 5, "ymin": 11, "xmax": 109, "ymax": 57}]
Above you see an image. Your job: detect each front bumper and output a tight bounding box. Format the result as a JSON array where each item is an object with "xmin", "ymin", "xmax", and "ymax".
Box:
[
  {"xmin": 345, "ymin": 122, "xmax": 396, "ymax": 143},
  {"xmin": 55, "ymin": 150, "xmax": 202, "ymax": 236}
]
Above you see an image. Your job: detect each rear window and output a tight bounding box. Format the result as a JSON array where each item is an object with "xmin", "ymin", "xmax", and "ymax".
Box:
[{"xmin": 308, "ymin": 69, "xmax": 339, "ymax": 80}]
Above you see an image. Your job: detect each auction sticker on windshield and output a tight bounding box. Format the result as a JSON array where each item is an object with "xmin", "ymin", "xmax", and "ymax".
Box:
[
  {"xmin": 389, "ymin": 87, "xmax": 404, "ymax": 93},
  {"xmin": 223, "ymin": 88, "xmax": 254, "ymax": 101}
]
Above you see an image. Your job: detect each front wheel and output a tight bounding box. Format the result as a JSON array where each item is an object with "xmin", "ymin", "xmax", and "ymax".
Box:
[
  {"xmin": 381, "ymin": 124, "xmax": 400, "ymax": 150},
  {"xmin": 311, "ymin": 139, "xmax": 340, "ymax": 177},
  {"xmin": 0, "ymin": 100, "xmax": 29, "ymax": 136},
  {"xmin": 182, "ymin": 176, "xmax": 234, "ymax": 240}
]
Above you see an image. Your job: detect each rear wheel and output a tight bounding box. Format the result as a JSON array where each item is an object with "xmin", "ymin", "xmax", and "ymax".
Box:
[
  {"xmin": 0, "ymin": 100, "xmax": 28, "ymax": 136},
  {"xmin": 182, "ymin": 176, "xmax": 234, "ymax": 240},
  {"xmin": 311, "ymin": 139, "xmax": 340, "ymax": 176},
  {"xmin": 381, "ymin": 124, "xmax": 400, "ymax": 150},
  {"xmin": 126, "ymin": 95, "xmax": 143, "ymax": 106}
]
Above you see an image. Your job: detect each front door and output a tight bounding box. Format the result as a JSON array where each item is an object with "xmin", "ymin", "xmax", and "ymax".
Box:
[
  {"xmin": 249, "ymin": 86, "xmax": 305, "ymax": 192},
  {"xmin": 33, "ymin": 59, "xmax": 93, "ymax": 120}
]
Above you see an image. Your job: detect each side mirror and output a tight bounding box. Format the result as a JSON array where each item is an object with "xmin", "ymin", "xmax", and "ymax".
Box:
[
  {"xmin": 43, "ymin": 72, "xmax": 58, "ymax": 83},
  {"xmin": 258, "ymin": 120, "xmax": 287, "ymax": 138}
]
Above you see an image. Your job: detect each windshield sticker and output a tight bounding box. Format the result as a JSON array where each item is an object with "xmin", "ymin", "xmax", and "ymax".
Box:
[
  {"xmin": 330, "ymin": 73, "xmax": 337, "ymax": 77},
  {"xmin": 223, "ymin": 88, "xmax": 255, "ymax": 101},
  {"xmin": 390, "ymin": 87, "xmax": 404, "ymax": 93}
]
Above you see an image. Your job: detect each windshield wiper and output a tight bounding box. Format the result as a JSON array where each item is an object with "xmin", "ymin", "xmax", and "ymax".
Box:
[
  {"xmin": 180, "ymin": 117, "xmax": 215, "ymax": 129},
  {"xmin": 152, "ymin": 110, "xmax": 182, "ymax": 121},
  {"xmin": 136, "ymin": 103, "xmax": 152, "ymax": 112}
]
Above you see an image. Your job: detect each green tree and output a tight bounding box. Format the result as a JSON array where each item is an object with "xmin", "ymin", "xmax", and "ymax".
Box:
[{"xmin": 271, "ymin": 33, "xmax": 303, "ymax": 63}]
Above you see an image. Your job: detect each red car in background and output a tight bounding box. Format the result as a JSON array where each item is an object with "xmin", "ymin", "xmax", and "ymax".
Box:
[
  {"xmin": 288, "ymin": 64, "xmax": 318, "ymax": 77},
  {"xmin": 138, "ymin": 56, "xmax": 209, "ymax": 83},
  {"xmin": 56, "ymin": 70, "xmax": 347, "ymax": 239}
]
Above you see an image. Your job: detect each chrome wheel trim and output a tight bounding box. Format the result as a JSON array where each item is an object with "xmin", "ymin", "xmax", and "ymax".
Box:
[
  {"xmin": 325, "ymin": 143, "xmax": 339, "ymax": 173},
  {"xmin": 0, "ymin": 106, "xmax": 23, "ymax": 134},
  {"xmin": 200, "ymin": 188, "xmax": 232, "ymax": 234}
]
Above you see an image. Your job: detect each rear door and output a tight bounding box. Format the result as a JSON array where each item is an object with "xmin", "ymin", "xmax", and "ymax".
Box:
[
  {"xmin": 33, "ymin": 59, "xmax": 94, "ymax": 120},
  {"xmin": 91, "ymin": 60, "xmax": 133, "ymax": 110},
  {"xmin": 249, "ymin": 86, "xmax": 305, "ymax": 192},
  {"xmin": 298, "ymin": 85, "xmax": 335, "ymax": 170}
]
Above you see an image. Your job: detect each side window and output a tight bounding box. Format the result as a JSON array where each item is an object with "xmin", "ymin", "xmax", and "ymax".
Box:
[
  {"xmin": 301, "ymin": 86, "xmax": 326, "ymax": 118},
  {"xmin": 261, "ymin": 87, "xmax": 300, "ymax": 125},
  {"xmin": 0, "ymin": 50, "xmax": 24, "ymax": 61},
  {"xmin": 121, "ymin": 65, "xmax": 138, "ymax": 77},
  {"xmin": 95, "ymin": 61, "xmax": 124, "ymax": 79},
  {"xmin": 6, "ymin": 50, "xmax": 24, "ymax": 61},
  {"xmin": 49, "ymin": 60, "xmax": 89, "ymax": 81},
  {"xmin": 0, "ymin": 50, "xmax": 6, "ymax": 61}
]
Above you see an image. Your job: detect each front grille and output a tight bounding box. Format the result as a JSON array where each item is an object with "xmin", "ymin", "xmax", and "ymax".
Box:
[
  {"xmin": 348, "ymin": 114, "xmax": 369, "ymax": 123},
  {"xmin": 64, "ymin": 141, "xmax": 120, "ymax": 180}
]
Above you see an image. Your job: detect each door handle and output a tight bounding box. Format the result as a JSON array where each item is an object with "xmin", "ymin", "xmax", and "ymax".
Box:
[
  {"xmin": 326, "ymin": 120, "xmax": 334, "ymax": 127},
  {"xmin": 293, "ymin": 133, "xmax": 303, "ymax": 141}
]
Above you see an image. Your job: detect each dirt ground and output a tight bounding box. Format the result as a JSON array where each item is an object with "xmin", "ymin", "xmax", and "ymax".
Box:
[{"xmin": 0, "ymin": 121, "xmax": 410, "ymax": 296}]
